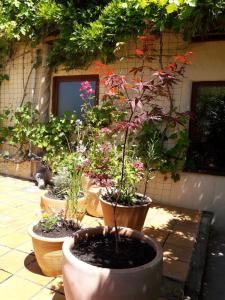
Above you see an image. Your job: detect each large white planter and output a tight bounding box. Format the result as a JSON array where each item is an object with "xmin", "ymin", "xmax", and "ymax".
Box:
[{"xmin": 62, "ymin": 226, "xmax": 163, "ymax": 300}]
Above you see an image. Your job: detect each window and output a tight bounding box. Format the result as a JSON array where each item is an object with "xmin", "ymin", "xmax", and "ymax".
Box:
[
  {"xmin": 186, "ymin": 81, "xmax": 225, "ymax": 175},
  {"xmin": 52, "ymin": 75, "xmax": 99, "ymax": 118}
]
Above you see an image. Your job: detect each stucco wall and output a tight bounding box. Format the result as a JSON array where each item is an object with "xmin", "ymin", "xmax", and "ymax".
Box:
[
  {"xmin": 145, "ymin": 40, "xmax": 225, "ymax": 230},
  {"xmin": 1, "ymin": 35, "xmax": 225, "ymax": 229}
]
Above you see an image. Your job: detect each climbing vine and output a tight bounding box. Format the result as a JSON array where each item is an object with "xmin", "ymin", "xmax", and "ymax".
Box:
[{"xmin": 0, "ymin": 0, "xmax": 224, "ymax": 70}]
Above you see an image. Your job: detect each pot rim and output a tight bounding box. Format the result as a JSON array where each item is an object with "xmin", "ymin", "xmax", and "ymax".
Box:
[
  {"xmin": 42, "ymin": 192, "xmax": 66, "ymax": 201},
  {"xmin": 28, "ymin": 220, "xmax": 75, "ymax": 243},
  {"xmin": 99, "ymin": 193, "xmax": 152, "ymax": 209},
  {"xmin": 63, "ymin": 226, "xmax": 163, "ymax": 274}
]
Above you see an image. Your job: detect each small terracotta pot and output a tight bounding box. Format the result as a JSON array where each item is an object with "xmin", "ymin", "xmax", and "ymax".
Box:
[
  {"xmin": 28, "ymin": 222, "xmax": 68, "ymax": 276},
  {"xmin": 40, "ymin": 193, "xmax": 86, "ymax": 221},
  {"xmin": 62, "ymin": 226, "xmax": 163, "ymax": 300},
  {"xmin": 86, "ymin": 186, "xmax": 103, "ymax": 217},
  {"xmin": 100, "ymin": 194, "xmax": 151, "ymax": 231},
  {"xmin": 40, "ymin": 193, "xmax": 66, "ymax": 214},
  {"xmin": 81, "ymin": 175, "xmax": 93, "ymax": 191}
]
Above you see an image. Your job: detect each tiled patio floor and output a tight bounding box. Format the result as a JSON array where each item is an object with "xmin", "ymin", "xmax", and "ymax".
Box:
[{"xmin": 0, "ymin": 175, "xmax": 201, "ymax": 299}]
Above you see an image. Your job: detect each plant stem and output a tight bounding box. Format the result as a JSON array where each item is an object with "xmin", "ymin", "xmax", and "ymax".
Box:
[{"xmin": 143, "ymin": 172, "xmax": 149, "ymax": 198}]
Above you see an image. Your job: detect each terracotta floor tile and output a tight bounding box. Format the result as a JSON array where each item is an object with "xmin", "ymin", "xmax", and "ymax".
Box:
[
  {"xmin": 0, "ymin": 230, "xmax": 30, "ymax": 248},
  {"xmin": 0, "ymin": 270, "xmax": 12, "ymax": 283},
  {"xmin": 0, "ymin": 245, "xmax": 11, "ymax": 256},
  {"xmin": 0, "ymin": 276, "xmax": 42, "ymax": 300},
  {"xmin": 173, "ymin": 220, "xmax": 199, "ymax": 235},
  {"xmin": 142, "ymin": 227, "xmax": 170, "ymax": 246},
  {"xmin": 47, "ymin": 276, "xmax": 64, "ymax": 294},
  {"xmin": 163, "ymin": 242, "xmax": 193, "ymax": 263},
  {"xmin": 31, "ymin": 288, "xmax": 65, "ymax": 300},
  {"xmin": 163, "ymin": 257, "xmax": 190, "ymax": 282},
  {"xmin": 166, "ymin": 232, "xmax": 196, "ymax": 248},
  {"xmin": 174, "ymin": 207, "xmax": 201, "ymax": 223},
  {"xmin": 0, "ymin": 250, "xmax": 35, "ymax": 273},
  {"xmin": 16, "ymin": 239, "xmax": 34, "ymax": 254},
  {"xmin": 82, "ymin": 215, "xmax": 104, "ymax": 227},
  {"xmin": 16, "ymin": 260, "xmax": 54, "ymax": 286}
]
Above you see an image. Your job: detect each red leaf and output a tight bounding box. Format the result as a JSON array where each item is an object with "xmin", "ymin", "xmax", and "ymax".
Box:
[{"xmin": 135, "ymin": 49, "xmax": 144, "ymax": 56}]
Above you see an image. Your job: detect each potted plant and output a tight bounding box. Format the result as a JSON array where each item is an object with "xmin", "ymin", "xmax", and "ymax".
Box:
[
  {"xmin": 28, "ymin": 211, "xmax": 80, "ymax": 276},
  {"xmin": 62, "ymin": 28, "xmax": 192, "ymax": 299},
  {"xmin": 29, "ymin": 159, "xmax": 86, "ymax": 276}
]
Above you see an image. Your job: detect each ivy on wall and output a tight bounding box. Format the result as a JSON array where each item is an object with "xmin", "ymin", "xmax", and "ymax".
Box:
[{"xmin": 0, "ymin": 0, "xmax": 224, "ymax": 71}]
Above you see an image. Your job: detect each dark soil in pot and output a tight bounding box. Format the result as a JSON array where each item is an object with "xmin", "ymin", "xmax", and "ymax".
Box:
[
  {"xmin": 33, "ymin": 220, "xmax": 80, "ymax": 238},
  {"xmin": 102, "ymin": 193, "xmax": 150, "ymax": 206},
  {"xmin": 71, "ymin": 234, "xmax": 156, "ymax": 269},
  {"xmin": 45, "ymin": 190, "xmax": 65, "ymax": 200}
]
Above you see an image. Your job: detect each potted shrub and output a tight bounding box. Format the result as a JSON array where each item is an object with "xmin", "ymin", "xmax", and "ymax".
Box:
[
  {"xmin": 29, "ymin": 161, "xmax": 86, "ymax": 276},
  {"xmin": 63, "ymin": 226, "xmax": 163, "ymax": 300},
  {"xmin": 62, "ymin": 29, "xmax": 192, "ymax": 299}
]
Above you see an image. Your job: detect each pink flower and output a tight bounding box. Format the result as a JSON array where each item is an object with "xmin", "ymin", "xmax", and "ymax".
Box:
[
  {"xmin": 80, "ymin": 81, "xmax": 91, "ymax": 91},
  {"xmin": 87, "ymin": 88, "xmax": 95, "ymax": 94},
  {"xmin": 133, "ymin": 161, "xmax": 144, "ymax": 171},
  {"xmin": 98, "ymin": 142, "xmax": 112, "ymax": 153},
  {"xmin": 100, "ymin": 127, "xmax": 111, "ymax": 134},
  {"xmin": 80, "ymin": 93, "xmax": 85, "ymax": 99}
]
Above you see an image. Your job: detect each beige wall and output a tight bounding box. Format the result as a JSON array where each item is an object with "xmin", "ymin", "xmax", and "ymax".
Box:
[
  {"xmin": 1, "ymin": 35, "xmax": 225, "ymax": 229},
  {"xmin": 146, "ymin": 40, "xmax": 225, "ymax": 230}
]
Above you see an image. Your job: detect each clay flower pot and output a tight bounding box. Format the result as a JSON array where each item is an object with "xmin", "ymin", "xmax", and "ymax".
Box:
[
  {"xmin": 40, "ymin": 193, "xmax": 87, "ymax": 221},
  {"xmin": 62, "ymin": 226, "xmax": 163, "ymax": 300},
  {"xmin": 40, "ymin": 193, "xmax": 66, "ymax": 214},
  {"xmin": 85, "ymin": 186, "xmax": 103, "ymax": 217},
  {"xmin": 28, "ymin": 222, "xmax": 67, "ymax": 276},
  {"xmin": 100, "ymin": 194, "xmax": 151, "ymax": 231}
]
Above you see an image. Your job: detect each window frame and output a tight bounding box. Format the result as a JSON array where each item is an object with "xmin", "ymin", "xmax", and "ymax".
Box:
[
  {"xmin": 186, "ymin": 80, "xmax": 225, "ymax": 176},
  {"xmin": 52, "ymin": 74, "xmax": 100, "ymax": 115}
]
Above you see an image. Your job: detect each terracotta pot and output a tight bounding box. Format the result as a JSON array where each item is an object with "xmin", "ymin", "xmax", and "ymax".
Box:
[
  {"xmin": 81, "ymin": 175, "xmax": 93, "ymax": 191},
  {"xmin": 62, "ymin": 226, "xmax": 163, "ymax": 300},
  {"xmin": 40, "ymin": 193, "xmax": 66, "ymax": 214},
  {"xmin": 86, "ymin": 186, "xmax": 103, "ymax": 217},
  {"xmin": 40, "ymin": 193, "xmax": 87, "ymax": 221},
  {"xmin": 100, "ymin": 195, "xmax": 151, "ymax": 231},
  {"xmin": 28, "ymin": 222, "xmax": 67, "ymax": 276}
]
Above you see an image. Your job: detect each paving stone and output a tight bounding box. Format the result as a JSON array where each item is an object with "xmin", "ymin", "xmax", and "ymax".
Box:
[
  {"xmin": 163, "ymin": 242, "xmax": 193, "ymax": 263},
  {"xmin": 142, "ymin": 227, "xmax": 170, "ymax": 246},
  {"xmin": 163, "ymin": 257, "xmax": 190, "ymax": 282},
  {"xmin": 31, "ymin": 288, "xmax": 65, "ymax": 300},
  {"xmin": 0, "ymin": 276, "xmax": 42, "ymax": 300},
  {"xmin": 0, "ymin": 250, "xmax": 35, "ymax": 273},
  {"xmin": 16, "ymin": 259, "xmax": 54, "ymax": 286},
  {"xmin": 0, "ymin": 269, "xmax": 12, "ymax": 283}
]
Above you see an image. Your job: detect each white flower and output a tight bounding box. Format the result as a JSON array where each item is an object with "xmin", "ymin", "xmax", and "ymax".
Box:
[{"xmin": 76, "ymin": 119, "xmax": 83, "ymax": 126}]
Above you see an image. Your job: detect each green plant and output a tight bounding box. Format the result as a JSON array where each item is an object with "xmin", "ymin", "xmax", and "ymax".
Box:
[
  {"xmin": 50, "ymin": 168, "xmax": 71, "ymax": 199},
  {"xmin": 40, "ymin": 212, "xmax": 60, "ymax": 233},
  {"xmin": 65, "ymin": 165, "xmax": 85, "ymax": 221},
  {"xmin": 0, "ymin": 1, "xmax": 224, "ymax": 72}
]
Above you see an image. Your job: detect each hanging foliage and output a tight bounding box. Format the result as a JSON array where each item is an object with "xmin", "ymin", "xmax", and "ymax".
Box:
[{"xmin": 0, "ymin": 0, "xmax": 224, "ymax": 69}]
